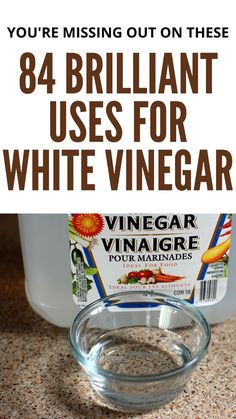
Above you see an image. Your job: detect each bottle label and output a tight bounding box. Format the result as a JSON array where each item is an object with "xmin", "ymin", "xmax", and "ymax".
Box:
[{"xmin": 68, "ymin": 214, "xmax": 231, "ymax": 307}]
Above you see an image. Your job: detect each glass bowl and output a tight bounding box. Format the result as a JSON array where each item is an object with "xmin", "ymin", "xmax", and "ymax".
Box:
[{"xmin": 69, "ymin": 291, "xmax": 210, "ymax": 411}]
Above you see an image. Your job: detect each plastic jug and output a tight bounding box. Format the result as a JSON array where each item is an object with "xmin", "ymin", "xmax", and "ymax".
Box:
[{"xmin": 18, "ymin": 214, "xmax": 236, "ymax": 327}]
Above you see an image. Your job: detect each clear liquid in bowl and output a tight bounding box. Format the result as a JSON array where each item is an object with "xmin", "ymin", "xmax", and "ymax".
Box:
[{"xmin": 88, "ymin": 326, "xmax": 192, "ymax": 377}]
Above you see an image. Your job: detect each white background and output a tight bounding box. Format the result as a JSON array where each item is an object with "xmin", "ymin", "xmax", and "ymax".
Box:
[{"xmin": 0, "ymin": 0, "xmax": 235, "ymax": 212}]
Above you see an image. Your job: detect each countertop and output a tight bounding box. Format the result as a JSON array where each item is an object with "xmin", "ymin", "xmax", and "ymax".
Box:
[{"xmin": 0, "ymin": 215, "xmax": 236, "ymax": 419}]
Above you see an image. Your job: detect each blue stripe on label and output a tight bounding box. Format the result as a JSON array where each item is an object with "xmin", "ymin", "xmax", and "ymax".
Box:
[
  {"xmin": 83, "ymin": 247, "xmax": 105, "ymax": 298},
  {"xmin": 188, "ymin": 295, "xmax": 194, "ymax": 304},
  {"xmin": 200, "ymin": 213, "xmax": 227, "ymax": 280},
  {"xmin": 104, "ymin": 302, "xmax": 162, "ymax": 308}
]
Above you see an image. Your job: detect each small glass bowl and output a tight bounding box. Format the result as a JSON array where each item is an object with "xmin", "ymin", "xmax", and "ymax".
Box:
[{"xmin": 69, "ymin": 291, "xmax": 210, "ymax": 411}]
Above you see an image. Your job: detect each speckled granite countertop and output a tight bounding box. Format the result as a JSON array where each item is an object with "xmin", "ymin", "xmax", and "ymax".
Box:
[{"xmin": 0, "ymin": 216, "xmax": 236, "ymax": 419}]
